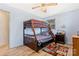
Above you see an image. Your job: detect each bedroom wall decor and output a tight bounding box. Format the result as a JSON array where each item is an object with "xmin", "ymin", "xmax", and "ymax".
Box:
[{"xmin": 47, "ymin": 19, "xmax": 55, "ymax": 29}]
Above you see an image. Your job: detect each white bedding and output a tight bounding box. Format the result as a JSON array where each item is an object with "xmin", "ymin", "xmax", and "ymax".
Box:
[{"xmin": 36, "ymin": 35, "xmax": 52, "ymax": 43}]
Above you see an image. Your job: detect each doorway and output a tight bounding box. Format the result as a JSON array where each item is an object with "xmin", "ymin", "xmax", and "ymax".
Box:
[{"xmin": 0, "ymin": 10, "xmax": 9, "ymax": 49}]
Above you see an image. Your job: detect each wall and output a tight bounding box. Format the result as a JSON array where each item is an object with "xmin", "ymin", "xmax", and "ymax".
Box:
[
  {"xmin": 0, "ymin": 4, "xmax": 42, "ymax": 48},
  {"xmin": 44, "ymin": 9, "xmax": 79, "ymax": 44},
  {"xmin": 9, "ymin": 6, "xmax": 79, "ymax": 45},
  {"xmin": 0, "ymin": 4, "xmax": 79, "ymax": 47}
]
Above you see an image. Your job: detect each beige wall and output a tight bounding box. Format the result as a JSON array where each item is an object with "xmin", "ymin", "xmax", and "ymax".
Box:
[{"xmin": 0, "ymin": 10, "xmax": 9, "ymax": 47}]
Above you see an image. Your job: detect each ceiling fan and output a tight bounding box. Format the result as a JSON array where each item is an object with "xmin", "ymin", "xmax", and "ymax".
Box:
[{"xmin": 32, "ymin": 3, "xmax": 57, "ymax": 13}]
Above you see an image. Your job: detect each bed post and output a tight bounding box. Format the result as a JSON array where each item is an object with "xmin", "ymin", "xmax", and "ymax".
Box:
[{"xmin": 31, "ymin": 21, "xmax": 38, "ymax": 51}]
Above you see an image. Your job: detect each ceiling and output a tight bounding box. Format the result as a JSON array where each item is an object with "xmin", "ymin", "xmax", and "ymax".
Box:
[{"xmin": 6, "ymin": 3, "xmax": 79, "ymax": 18}]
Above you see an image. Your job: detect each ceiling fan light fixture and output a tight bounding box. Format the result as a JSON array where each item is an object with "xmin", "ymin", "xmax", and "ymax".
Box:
[
  {"xmin": 32, "ymin": 3, "xmax": 58, "ymax": 13},
  {"xmin": 40, "ymin": 6, "xmax": 47, "ymax": 13}
]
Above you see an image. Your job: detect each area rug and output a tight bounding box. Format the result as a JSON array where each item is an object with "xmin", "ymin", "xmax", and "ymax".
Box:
[{"xmin": 42, "ymin": 42, "xmax": 69, "ymax": 56}]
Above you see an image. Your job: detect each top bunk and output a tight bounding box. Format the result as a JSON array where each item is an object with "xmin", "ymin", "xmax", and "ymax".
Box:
[{"xmin": 24, "ymin": 19, "xmax": 48, "ymax": 28}]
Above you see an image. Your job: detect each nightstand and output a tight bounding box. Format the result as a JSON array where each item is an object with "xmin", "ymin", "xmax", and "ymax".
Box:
[{"xmin": 55, "ymin": 33, "xmax": 65, "ymax": 44}]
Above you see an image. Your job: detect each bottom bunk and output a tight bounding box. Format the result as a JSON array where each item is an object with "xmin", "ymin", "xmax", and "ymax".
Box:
[{"xmin": 24, "ymin": 34, "xmax": 54, "ymax": 52}]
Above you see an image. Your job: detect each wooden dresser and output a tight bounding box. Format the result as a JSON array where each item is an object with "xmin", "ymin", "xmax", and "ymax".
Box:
[{"xmin": 72, "ymin": 35, "xmax": 79, "ymax": 56}]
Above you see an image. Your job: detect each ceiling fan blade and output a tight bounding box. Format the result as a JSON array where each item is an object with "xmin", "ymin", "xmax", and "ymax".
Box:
[
  {"xmin": 46, "ymin": 3, "xmax": 57, "ymax": 6},
  {"xmin": 32, "ymin": 6, "xmax": 40, "ymax": 9}
]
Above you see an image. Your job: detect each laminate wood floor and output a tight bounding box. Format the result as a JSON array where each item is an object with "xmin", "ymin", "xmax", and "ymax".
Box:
[{"xmin": 0, "ymin": 45, "xmax": 72, "ymax": 56}]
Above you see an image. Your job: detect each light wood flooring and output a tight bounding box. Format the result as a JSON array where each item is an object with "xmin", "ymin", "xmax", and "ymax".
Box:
[{"xmin": 0, "ymin": 44, "xmax": 72, "ymax": 56}]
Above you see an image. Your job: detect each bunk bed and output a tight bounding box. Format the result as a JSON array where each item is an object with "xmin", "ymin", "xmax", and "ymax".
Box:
[{"xmin": 23, "ymin": 19, "xmax": 54, "ymax": 51}]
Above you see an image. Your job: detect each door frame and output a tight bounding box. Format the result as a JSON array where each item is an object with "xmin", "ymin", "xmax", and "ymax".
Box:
[{"xmin": 0, "ymin": 9, "xmax": 10, "ymax": 48}]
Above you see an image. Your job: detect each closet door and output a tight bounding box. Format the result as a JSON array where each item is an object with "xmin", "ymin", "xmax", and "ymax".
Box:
[{"xmin": 0, "ymin": 10, "xmax": 9, "ymax": 48}]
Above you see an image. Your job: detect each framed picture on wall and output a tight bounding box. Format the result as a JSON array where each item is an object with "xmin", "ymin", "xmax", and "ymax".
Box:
[{"xmin": 47, "ymin": 19, "xmax": 55, "ymax": 29}]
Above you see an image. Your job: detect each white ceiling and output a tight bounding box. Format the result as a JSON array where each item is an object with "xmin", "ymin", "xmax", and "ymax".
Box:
[{"xmin": 6, "ymin": 3, "xmax": 79, "ymax": 18}]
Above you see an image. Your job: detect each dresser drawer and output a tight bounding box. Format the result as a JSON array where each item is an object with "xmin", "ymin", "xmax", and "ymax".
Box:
[{"xmin": 72, "ymin": 35, "xmax": 79, "ymax": 56}]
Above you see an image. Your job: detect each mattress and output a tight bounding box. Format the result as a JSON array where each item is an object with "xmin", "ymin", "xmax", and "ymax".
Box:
[
  {"xmin": 24, "ymin": 35, "xmax": 52, "ymax": 43},
  {"xmin": 36, "ymin": 35, "xmax": 52, "ymax": 43}
]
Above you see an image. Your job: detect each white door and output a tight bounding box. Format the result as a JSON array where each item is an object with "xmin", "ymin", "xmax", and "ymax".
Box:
[{"xmin": 0, "ymin": 10, "xmax": 9, "ymax": 48}]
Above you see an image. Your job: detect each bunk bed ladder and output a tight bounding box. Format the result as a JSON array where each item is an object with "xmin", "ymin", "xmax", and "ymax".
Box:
[{"xmin": 48, "ymin": 24, "xmax": 55, "ymax": 40}]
